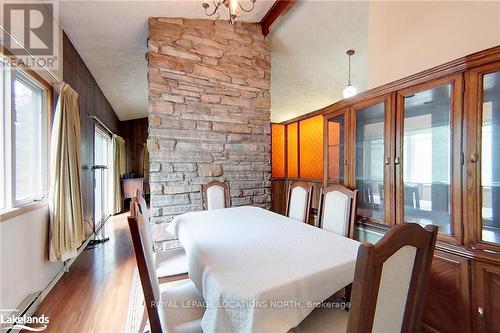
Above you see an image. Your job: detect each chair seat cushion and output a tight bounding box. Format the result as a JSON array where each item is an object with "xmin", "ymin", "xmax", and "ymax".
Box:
[
  {"xmin": 155, "ymin": 247, "xmax": 189, "ymax": 278},
  {"xmin": 292, "ymin": 306, "xmax": 348, "ymax": 333},
  {"xmin": 160, "ymin": 280, "xmax": 205, "ymax": 333}
]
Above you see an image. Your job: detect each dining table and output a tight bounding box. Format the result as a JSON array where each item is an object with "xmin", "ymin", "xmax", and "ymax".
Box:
[{"xmin": 166, "ymin": 206, "xmax": 361, "ymax": 333}]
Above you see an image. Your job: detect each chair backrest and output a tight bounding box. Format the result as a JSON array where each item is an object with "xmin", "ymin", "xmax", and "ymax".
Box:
[
  {"xmin": 285, "ymin": 182, "xmax": 313, "ymax": 223},
  {"xmin": 201, "ymin": 180, "xmax": 230, "ymax": 210},
  {"xmin": 317, "ymin": 184, "xmax": 358, "ymax": 238},
  {"xmin": 347, "ymin": 223, "xmax": 438, "ymax": 333},
  {"xmin": 128, "ymin": 202, "xmax": 165, "ymax": 333},
  {"xmin": 135, "ymin": 189, "xmax": 150, "ymax": 221},
  {"xmin": 133, "ymin": 190, "xmax": 156, "ymax": 253}
]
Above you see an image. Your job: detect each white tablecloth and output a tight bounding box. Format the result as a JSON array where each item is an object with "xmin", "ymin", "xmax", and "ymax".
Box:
[{"xmin": 167, "ymin": 206, "xmax": 360, "ymax": 333}]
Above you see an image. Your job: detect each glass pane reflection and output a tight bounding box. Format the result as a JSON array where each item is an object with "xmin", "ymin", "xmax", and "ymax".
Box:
[
  {"xmin": 481, "ymin": 72, "xmax": 500, "ymax": 244},
  {"xmin": 328, "ymin": 115, "xmax": 345, "ymax": 184},
  {"xmin": 403, "ymin": 84, "xmax": 452, "ymax": 234},
  {"xmin": 356, "ymin": 102, "xmax": 385, "ymax": 221}
]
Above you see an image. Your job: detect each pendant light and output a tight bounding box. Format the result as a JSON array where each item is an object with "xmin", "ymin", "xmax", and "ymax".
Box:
[{"xmin": 342, "ymin": 49, "xmax": 357, "ymax": 99}]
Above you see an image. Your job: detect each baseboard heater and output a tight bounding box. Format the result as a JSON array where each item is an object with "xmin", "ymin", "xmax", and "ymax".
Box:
[
  {"xmin": 2, "ymin": 291, "xmax": 41, "ymax": 333},
  {"xmin": 3, "ymin": 233, "xmax": 96, "ymax": 332}
]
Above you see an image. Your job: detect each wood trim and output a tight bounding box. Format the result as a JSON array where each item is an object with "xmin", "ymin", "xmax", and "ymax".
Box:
[
  {"xmin": 284, "ymin": 123, "xmax": 288, "ymax": 179},
  {"xmin": 297, "ymin": 121, "xmax": 301, "ymax": 178},
  {"xmin": 387, "ymin": 93, "xmax": 397, "ymax": 226},
  {"xmin": 261, "ymin": 0, "xmax": 297, "ymax": 36},
  {"xmin": 323, "ymin": 115, "xmax": 328, "ymax": 187},
  {"xmin": 200, "ymin": 180, "xmax": 230, "ymax": 210},
  {"xmin": 317, "ymin": 184, "xmax": 358, "ymax": 238},
  {"xmin": 285, "ymin": 181, "xmax": 313, "ymax": 223},
  {"xmin": 347, "ymin": 223, "xmax": 438, "ymax": 333},
  {"xmin": 346, "ymin": 107, "xmax": 355, "ymax": 188}
]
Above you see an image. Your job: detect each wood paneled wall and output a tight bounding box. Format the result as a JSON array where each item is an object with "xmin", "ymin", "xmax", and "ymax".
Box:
[
  {"xmin": 63, "ymin": 32, "xmax": 120, "ymax": 232},
  {"xmin": 120, "ymin": 118, "xmax": 148, "ymax": 177}
]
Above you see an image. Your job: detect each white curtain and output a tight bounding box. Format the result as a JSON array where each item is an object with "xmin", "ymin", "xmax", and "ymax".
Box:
[
  {"xmin": 49, "ymin": 83, "xmax": 84, "ymax": 262},
  {"xmin": 113, "ymin": 135, "xmax": 126, "ymax": 214}
]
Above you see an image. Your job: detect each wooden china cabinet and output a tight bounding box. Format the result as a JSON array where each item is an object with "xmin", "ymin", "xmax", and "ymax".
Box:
[{"xmin": 271, "ymin": 46, "xmax": 500, "ymax": 333}]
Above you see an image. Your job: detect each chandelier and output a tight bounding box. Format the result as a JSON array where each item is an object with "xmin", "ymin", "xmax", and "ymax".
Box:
[{"xmin": 202, "ymin": 0, "xmax": 256, "ymax": 24}]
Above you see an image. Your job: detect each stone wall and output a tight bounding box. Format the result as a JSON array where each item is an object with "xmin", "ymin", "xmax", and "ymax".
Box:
[{"xmin": 147, "ymin": 18, "xmax": 271, "ymax": 238}]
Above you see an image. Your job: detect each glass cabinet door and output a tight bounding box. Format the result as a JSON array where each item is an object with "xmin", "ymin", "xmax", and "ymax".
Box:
[
  {"xmin": 480, "ymin": 71, "xmax": 500, "ymax": 244},
  {"xmin": 397, "ymin": 76, "xmax": 462, "ymax": 240},
  {"xmin": 353, "ymin": 97, "xmax": 393, "ymax": 224},
  {"xmin": 326, "ymin": 113, "xmax": 346, "ymax": 185}
]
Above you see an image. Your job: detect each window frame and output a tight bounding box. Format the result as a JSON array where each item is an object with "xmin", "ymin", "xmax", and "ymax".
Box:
[
  {"xmin": 0, "ymin": 54, "xmax": 52, "ymax": 212},
  {"xmin": 0, "ymin": 56, "xmax": 7, "ymax": 210}
]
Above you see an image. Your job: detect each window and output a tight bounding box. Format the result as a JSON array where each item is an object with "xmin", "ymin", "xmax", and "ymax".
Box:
[
  {"xmin": 94, "ymin": 127, "xmax": 114, "ymax": 224},
  {"xmin": 0, "ymin": 58, "xmax": 5, "ymax": 209},
  {"xmin": 1, "ymin": 54, "xmax": 50, "ymax": 210}
]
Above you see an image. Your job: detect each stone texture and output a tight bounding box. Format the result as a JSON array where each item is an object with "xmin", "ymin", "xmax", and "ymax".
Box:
[
  {"xmin": 198, "ymin": 164, "xmax": 223, "ymax": 177},
  {"xmin": 148, "ymin": 18, "xmax": 271, "ymax": 241}
]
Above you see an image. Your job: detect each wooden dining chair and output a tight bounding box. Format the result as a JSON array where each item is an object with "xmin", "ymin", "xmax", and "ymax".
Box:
[
  {"xmin": 132, "ymin": 192, "xmax": 188, "ymax": 282},
  {"xmin": 285, "ymin": 182, "xmax": 313, "ymax": 223},
  {"xmin": 128, "ymin": 202, "xmax": 205, "ymax": 333},
  {"xmin": 201, "ymin": 180, "xmax": 230, "ymax": 210},
  {"xmin": 293, "ymin": 223, "xmax": 438, "ymax": 333},
  {"xmin": 317, "ymin": 184, "xmax": 358, "ymax": 238}
]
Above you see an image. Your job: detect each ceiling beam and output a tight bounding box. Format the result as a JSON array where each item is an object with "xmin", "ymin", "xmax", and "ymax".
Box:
[{"xmin": 261, "ymin": 0, "xmax": 296, "ymax": 36}]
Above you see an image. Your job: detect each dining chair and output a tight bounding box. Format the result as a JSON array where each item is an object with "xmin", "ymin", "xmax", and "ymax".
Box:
[
  {"xmin": 201, "ymin": 180, "xmax": 230, "ymax": 210},
  {"xmin": 128, "ymin": 202, "xmax": 205, "ymax": 333},
  {"xmin": 317, "ymin": 184, "xmax": 358, "ymax": 238},
  {"xmin": 285, "ymin": 182, "xmax": 313, "ymax": 223},
  {"xmin": 293, "ymin": 222, "xmax": 438, "ymax": 333},
  {"xmin": 132, "ymin": 192, "xmax": 188, "ymax": 282}
]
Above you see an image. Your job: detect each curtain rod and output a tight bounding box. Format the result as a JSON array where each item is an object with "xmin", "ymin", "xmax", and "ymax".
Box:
[{"xmin": 88, "ymin": 115, "xmax": 115, "ymax": 136}]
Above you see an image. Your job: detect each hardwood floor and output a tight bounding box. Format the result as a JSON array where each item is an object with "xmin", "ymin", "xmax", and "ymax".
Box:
[{"xmin": 32, "ymin": 213, "xmax": 137, "ymax": 332}]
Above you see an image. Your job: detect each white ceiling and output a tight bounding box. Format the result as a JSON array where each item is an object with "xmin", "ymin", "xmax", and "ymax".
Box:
[
  {"xmin": 57, "ymin": 0, "xmax": 276, "ymax": 121},
  {"xmin": 270, "ymin": 1, "xmax": 368, "ymax": 122},
  {"xmin": 58, "ymin": 1, "xmax": 369, "ymax": 122}
]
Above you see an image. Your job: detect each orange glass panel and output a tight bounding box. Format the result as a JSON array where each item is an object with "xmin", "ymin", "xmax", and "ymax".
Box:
[
  {"xmin": 271, "ymin": 124, "xmax": 286, "ymax": 178},
  {"xmin": 328, "ymin": 122, "xmax": 340, "ymax": 181},
  {"xmin": 287, "ymin": 122, "xmax": 298, "ymax": 178},
  {"xmin": 299, "ymin": 115, "xmax": 324, "ymax": 179},
  {"xmin": 327, "ymin": 115, "xmax": 345, "ymax": 184}
]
